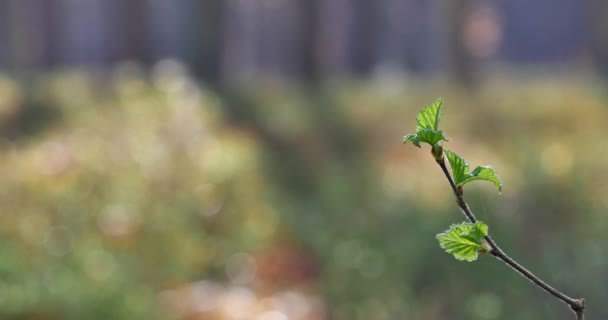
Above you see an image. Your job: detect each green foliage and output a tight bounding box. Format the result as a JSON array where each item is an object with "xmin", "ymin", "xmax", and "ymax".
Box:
[
  {"xmin": 0, "ymin": 72, "xmax": 278, "ymax": 320},
  {"xmin": 416, "ymin": 97, "xmax": 443, "ymax": 131},
  {"xmin": 404, "ymin": 99, "xmax": 501, "ymax": 264},
  {"xmin": 444, "ymin": 150, "xmax": 502, "ymax": 192},
  {"xmin": 1, "ymin": 75, "xmax": 606, "ymax": 320},
  {"xmin": 436, "ymin": 222, "xmax": 489, "ymax": 262},
  {"xmin": 408, "ymin": 98, "xmax": 589, "ymax": 319},
  {"xmin": 403, "ymin": 98, "xmax": 448, "ymax": 147}
]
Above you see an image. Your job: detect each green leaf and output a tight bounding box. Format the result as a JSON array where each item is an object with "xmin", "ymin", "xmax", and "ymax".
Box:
[
  {"xmin": 403, "ymin": 98, "xmax": 449, "ymax": 147},
  {"xmin": 403, "ymin": 133, "xmax": 422, "ymax": 147},
  {"xmin": 436, "ymin": 222, "xmax": 489, "ymax": 262},
  {"xmin": 462, "ymin": 166, "xmax": 502, "ymax": 191},
  {"xmin": 444, "ymin": 150, "xmax": 502, "ymax": 192},
  {"xmin": 416, "ymin": 98, "xmax": 444, "ymax": 131},
  {"xmin": 416, "ymin": 128, "xmax": 448, "ymax": 147},
  {"xmin": 444, "ymin": 149, "xmax": 467, "ymax": 184}
]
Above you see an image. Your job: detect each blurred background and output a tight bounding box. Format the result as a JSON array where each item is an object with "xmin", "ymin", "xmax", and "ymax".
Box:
[{"xmin": 1, "ymin": 1, "xmax": 607, "ymax": 319}]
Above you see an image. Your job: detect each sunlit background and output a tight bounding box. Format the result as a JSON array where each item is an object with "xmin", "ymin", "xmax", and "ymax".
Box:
[{"xmin": 1, "ymin": 1, "xmax": 607, "ymax": 319}]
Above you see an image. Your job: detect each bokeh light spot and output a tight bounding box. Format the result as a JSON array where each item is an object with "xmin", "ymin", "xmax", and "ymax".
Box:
[
  {"xmin": 189, "ymin": 281, "xmax": 223, "ymax": 312},
  {"xmin": 256, "ymin": 310, "xmax": 288, "ymax": 320},
  {"xmin": 98, "ymin": 203, "xmax": 138, "ymax": 237},
  {"xmin": 42, "ymin": 226, "xmax": 73, "ymax": 257},
  {"xmin": 541, "ymin": 142, "xmax": 573, "ymax": 178},
  {"xmin": 220, "ymin": 287, "xmax": 256, "ymax": 319},
  {"xmin": 82, "ymin": 248, "xmax": 117, "ymax": 283},
  {"xmin": 469, "ymin": 292, "xmax": 502, "ymax": 319},
  {"xmin": 225, "ymin": 252, "xmax": 258, "ymax": 285}
]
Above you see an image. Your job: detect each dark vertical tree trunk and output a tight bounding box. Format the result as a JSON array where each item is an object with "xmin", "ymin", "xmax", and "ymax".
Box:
[
  {"xmin": 39, "ymin": 0, "xmax": 63, "ymax": 68},
  {"xmin": 375, "ymin": 0, "xmax": 431, "ymax": 73},
  {"xmin": 0, "ymin": 1, "xmax": 11, "ymax": 70},
  {"xmin": 61, "ymin": 0, "xmax": 108, "ymax": 65},
  {"xmin": 317, "ymin": 0, "xmax": 354, "ymax": 76},
  {"xmin": 445, "ymin": 0, "xmax": 477, "ymax": 88},
  {"xmin": 182, "ymin": 0, "xmax": 224, "ymax": 82},
  {"xmin": 220, "ymin": 0, "xmax": 259, "ymax": 84},
  {"xmin": 587, "ymin": 0, "xmax": 608, "ymax": 78},
  {"xmin": 257, "ymin": 0, "xmax": 300, "ymax": 77},
  {"xmin": 297, "ymin": 0, "xmax": 320, "ymax": 83},
  {"xmin": 119, "ymin": 0, "xmax": 151, "ymax": 65},
  {"xmin": 351, "ymin": 0, "xmax": 378, "ymax": 75},
  {"xmin": 146, "ymin": 0, "xmax": 183, "ymax": 61},
  {"xmin": 6, "ymin": 0, "xmax": 47, "ymax": 74},
  {"xmin": 220, "ymin": 0, "xmax": 303, "ymax": 84}
]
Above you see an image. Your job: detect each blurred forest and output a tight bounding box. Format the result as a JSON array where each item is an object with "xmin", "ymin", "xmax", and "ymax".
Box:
[
  {"xmin": 3, "ymin": 0, "xmax": 608, "ymax": 83},
  {"xmin": 1, "ymin": 1, "xmax": 608, "ymax": 320}
]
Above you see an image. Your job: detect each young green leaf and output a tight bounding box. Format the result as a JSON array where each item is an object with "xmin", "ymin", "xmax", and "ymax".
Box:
[
  {"xmin": 416, "ymin": 98, "xmax": 444, "ymax": 131},
  {"xmin": 436, "ymin": 222, "xmax": 489, "ymax": 262},
  {"xmin": 403, "ymin": 98, "xmax": 449, "ymax": 148},
  {"xmin": 444, "ymin": 150, "xmax": 502, "ymax": 192},
  {"xmin": 417, "ymin": 128, "xmax": 448, "ymax": 147},
  {"xmin": 444, "ymin": 149, "xmax": 467, "ymax": 183},
  {"xmin": 462, "ymin": 166, "xmax": 502, "ymax": 190},
  {"xmin": 403, "ymin": 133, "xmax": 422, "ymax": 147}
]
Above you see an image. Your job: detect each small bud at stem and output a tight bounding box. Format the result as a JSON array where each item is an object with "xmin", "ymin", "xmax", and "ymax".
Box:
[{"xmin": 432, "ymin": 144, "xmax": 444, "ymax": 162}]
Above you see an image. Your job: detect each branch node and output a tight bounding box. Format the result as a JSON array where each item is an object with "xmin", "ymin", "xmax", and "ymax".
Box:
[
  {"xmin": 570, "ymin": 298, "xmax": 585, "ymax": 312},
  {"xmin": 434, "ymin": 157, "xmax": 585, "ymax": 320},
  {"xmin": 432, "ymin": 144, "xmax": 444, "ymax": 162},
  {"xmin": 456, "ymin": 197, "xmax": 465, "ymax": 207}
]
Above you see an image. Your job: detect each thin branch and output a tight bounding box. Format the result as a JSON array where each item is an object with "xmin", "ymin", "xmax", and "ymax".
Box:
[{"xmin": 435, "ymin": 156, "xmax": 586, "ymax": 319}]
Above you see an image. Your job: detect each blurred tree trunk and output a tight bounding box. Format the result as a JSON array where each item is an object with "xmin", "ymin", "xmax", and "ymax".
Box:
[
  {"xmin": 118, "ymin": 0, "xmax": 151, "ymax": 65},
  {"xmin": 221, "ymin": 0, "xmax": 259, "ymax": 84},
  {"xmin": 317, "ymin": 0, "xmax": 354, "ymax": 76},
  {"xmin": 184, "ymin": 0, "xmax": 224, "ymax": 82},
  {"xmin": 375, "ymin": 0, "xmax": 431, "ymax": 73},
  {"xmin": 39, "ymin": 0, "xmax": 62, "ymax": 68},
  {"xmin": 5, "ymin": 0, "xmax": 49, "ymax": 75},
  {"xmin": 444, "ymin": 0, "xmax": 477, "ymax": 88},
  {"xmin": 221, "ymin": 0, "xmax": 302, "ymax": 85},
  {"xmin": 147, "ymin": 0, "xmax": 183, "ymax": 61},
  {"xmin": 0, "ymin": 2, "xmax": 11, "ymax": 70},
  {"xmin": 588, "ymin": 0, "xmax": 608, "ymax": 78},
  {"xmin": 62, "ymin": 0, "xmax": 108, "ymax": 65},
  {"xmin": 297, "ymin": 0, "xmax": 320, "ymax": 83},
  {"xmin": 351, "ymin": 0, "xmax": 378, "ymax": 75},
  {"xmin": 259, "ymin": 0, "xmax": 301, "ymax": 77}
]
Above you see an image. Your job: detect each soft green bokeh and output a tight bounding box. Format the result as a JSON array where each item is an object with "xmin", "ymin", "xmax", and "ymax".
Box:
[{"xmin": 0, "ymin": 69, "xmax": 607, "ymax": 319}]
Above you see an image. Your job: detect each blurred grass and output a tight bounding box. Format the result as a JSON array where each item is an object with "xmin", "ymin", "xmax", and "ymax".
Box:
[{"xmin": 0, "ymin": 65, "xmax": 607, "ymax": 320}]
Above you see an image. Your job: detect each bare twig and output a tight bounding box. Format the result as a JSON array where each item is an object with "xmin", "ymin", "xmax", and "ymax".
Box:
[{"xmin": 435, "ymin": 156, "xmax": 586, "ymax": 319}]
